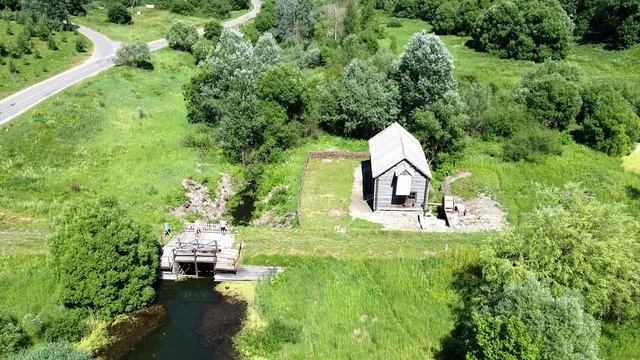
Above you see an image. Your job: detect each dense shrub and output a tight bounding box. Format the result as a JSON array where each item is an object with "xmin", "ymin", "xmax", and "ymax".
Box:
[
  {"xmin": 575, "ymin": 85, "xmax": 640, "ymax": 156},
  {"xmin": 203, "ymin": 19, "xmax": 223, "ymax": 42},
  {"xmin": 393, "ymin": 30, "xmax": 457, "ymax": 118},
  {"xmin": 515, "ymin": 62, "xmax": 583, "ymax": 130},
  {"xmin": 466, "ymin": 277, "xmax": 599, "ymax": 360},
  {"xmin": 12, "ymin": 342, "xmax": 92, "ymax": 360},
  {"xmin": 255, "ymin": 0, "xmax": 276, "ymax": 32},
  {"xmin": 75, "ymin": 35, "xmax": 88, "ymax": 52},
  {"xmin": 472, "ymin": 0, "xmax": 573, "ymax": 61},
  {"xmin": 386, "ymin": 18, "xmax": 402, "ymax": 27},
  {"xmin": 572, "ymin": 0, "xmax": 640, "ymax": 48},
  {"xmin": 115, "ymin": 40, "xmax": 152, "ymax": 68},
  {"xmin": 257, "ymin": 63, "xmax": 308, "ymax": 119},
  {"xmin": 167, "ymin": 21, "xmax": 199, "ymax": 52},
  {"xmin": 106, "ymin": 3, "xmax": 132, "ymax": 24},
  {"xmin": 487, "ymin": 184, "xmax": 640, "ymax": 321},
  {"xmin": 408, "ymin": 91, "xmax": 467, "ymax": 164},
  {"xmin": 502, "ymin": 126, "xmax": 563, "ymax": 162},
  {"xmin": 339, "ymin": 59, "xmax": 399, "ymax": 138},
  {"xmin": 49, "ymin": 197, "xmax": 159, "ymax": 318},
  {"xmin": 0, "ymin": 315, "xmax": 28, "ymax": 356},
  {"xmin": 191, "ymin": 39, "xmax": 214, "ymax": 63},
  {"xmin": 433, "ymin": 0, "xmax": 491, "ymax": 35},
  {"xmin": 254, "ymin": 32, "xmax": 281, "ymax": 67},
  {"xmin": 42, "ymin": 309, "xmax": 88, "ymax": 343}
]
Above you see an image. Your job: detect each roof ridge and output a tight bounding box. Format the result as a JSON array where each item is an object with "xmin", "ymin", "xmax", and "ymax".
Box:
[{"xmin": 397, "ymin": 123, "xmax": 407, "ymax": 161}]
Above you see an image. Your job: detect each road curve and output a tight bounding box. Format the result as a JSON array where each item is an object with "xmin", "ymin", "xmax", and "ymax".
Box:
[{"xmin": 0, "ymin": 0, "xmax": 262, "ymax": 126}]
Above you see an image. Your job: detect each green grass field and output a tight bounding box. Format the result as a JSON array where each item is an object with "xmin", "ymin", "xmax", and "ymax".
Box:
[
  {"xmin": 377, "ymin": 13, "xmax": 640, "ymax": 91},
  {"xmin": 0, "ymin": 21, "xmax": 92, "ymax": 98},
  {"xmin": 72, "ymin": 6, "xmax": 210, "ymax": 43}
]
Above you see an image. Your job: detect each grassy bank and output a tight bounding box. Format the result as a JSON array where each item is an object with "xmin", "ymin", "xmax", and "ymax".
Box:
[
  {"xmin": 377, "ymin": 13, "xmax": 640, "ymax": 91},
  {"xmin": 236, "ymin": 253, "xmax": 476, "ymax": 359},
  {"xmin": 0, "ymin": 21, "xmax": 92, "ymax": 98},
  {"xmin": 72, "ymin": 6, "xmax": 209, "ymax": 43}
]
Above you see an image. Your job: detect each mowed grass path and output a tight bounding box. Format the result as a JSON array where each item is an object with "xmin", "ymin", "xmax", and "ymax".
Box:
[
  {"xmin": 0, "ymin": 21, "xmax": 92, "ymax": 98},
  {"xmin": 72, "ymin": 6, "xmax": 210, "ymax": 43},
  {"xmin": 377, "ymin": 13, "xmax": 640, "ymax": 90}
]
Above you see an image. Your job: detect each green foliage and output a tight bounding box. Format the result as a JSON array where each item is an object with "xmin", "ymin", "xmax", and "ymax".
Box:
[
  {"xmin": 48, "ymin": 197, "xmax": 159, "ymax": 318},
  {"xmin": 487, "ymin": 184, "xmax": 640, "ymax": 321},
  {"xmin": 466, "ymin": 277, "xmax": 600, "ymax": 360},
  {"xmin": 472, "ymin": 0, "xmax": 574, "ymax": 62},
  {"xmin": 339, "ymin": 59, "xmax": 399, "ymax": 138},
  {"xmin": 167, "ymin": 21, "xmax": 198, "ymax": 52},
  {"xmin": 11, "ymin": 342, "xmax": 92, "ymax": 360},
  {"xmin": 0, "ymin": 314, "xmax": 28, "ymax": 356},
  {"xmin": 502, "ymin": 126, "xmax": 563, "ymax": 162},
  {"xmin": 257, "ymin": 63, "xmax": 307, "ymax": 119},
  {"xmin": 393, "ymin": 30, "xmax": 457, "ymax": 118},
  {"xmin": 254, "ymin": 32, "xmax": 281, "ymax": 67},
  {"xmin": 574, "ymin": 0, "xmax": 640, "ymax": 48},
  {"xmin": 466, "ymin": 314, "xmax": 539, "ymax": 360},
  {"xmin": 74, "ymin": 35, "xmax": 87, "ymax": 52},
  {"xmin": 407, "ymin": 91, "xmax": 467, "ymax": 164},
  {"xmin": 191, "ymin": 38, "xmax": 213, "ymax": 63},
  {"xmin": 106, "ymin": 3, "xmax": 132, "ymax": 24},
  {"xmin": 42, "ymin": 309, "xmax": 88, "ymax": 343},
  {"xmin": 575, "ymin": 84, "xmax": 640, "ymax": 156},
  {"xmin": 274, "ymin": 0, "xmax": 313, "ymax": 41},
  {"xmin": 515, "ymin": 62, "xmax": 583, "ymax": 130},
  {"xmin": 432, "ymin": 0, "xmax": 490, "ymax": 35},
  {"xmin": 255, "ymin": 0, "xmax": 276, "ymax": 32},
  {"xmin": 20, "ymin": 0, "xmax": 69, "ymax": 26},
  {"xmin": 114, "ymin": 40, "xmax": 152, "ymax": 68},
  {"xmin": 432, "ymin": 0, "xmax": 458, "ymax": 34},
  {"xmin": 386, "ymin": 18, "xmax": 402, "ymax": 27},
  {"xmin": 203, "ymin": 19, "xmax": 223, "ymax": 41},
  {"xmin": 184, "ymin": 29, "xmax": 257, "ymax": 125},
  {"xmin": 344, "ymin": 1, "xmax": 361, "ymax": 35}
]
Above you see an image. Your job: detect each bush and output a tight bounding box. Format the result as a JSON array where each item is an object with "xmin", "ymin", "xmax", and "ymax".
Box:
[
  {"xmin": 42, "ymin": 309, "xmax": 88, "ymax": 343},
  {"xmin": 386, "ymin": 18, "xmax": 402, "ymax": 27},
  {"xmin": 12, "ymin": 342, "xmax": 92, "ymax": 360},
  {"xmin": 257, "ymin": 63, "xmax": 307, "ymax": 120},
  {"xmin": 255, "ymin": 0, "xmax": 276, "ymax": 32},
  {"xmin": 488, "ymin": 183, "xmax": 640, "ymax": 321},
  {"xmin": 203, "ymin": 19, "xmax": 223, "ymax": 41},
  {"xmin": 466, "ymin": 277, "xmax": 599, "ymax": 360},
  {"xmin": 115, "ymin": 40, "xmax": 152, "ymax": 68},
  {"xmin": 502, "ymin": 126, "xmax": 563, "ymax": 162},
  {"xmin": 575, "ymin": 85, "xmax": 640, "ymax": 156},
  {"xmin": 167, "ymin": 21, "xmax": 199, "ymax": 52},
  {"xmin": 106, "ymin": 3, "xmax": 132, "ymax": 24},
  {"xmin": 191, "ymin": 38, "xmax": 213, "ymax": 63},
  {"xmin": 472, "ymin": 0, "xmax": 573, "ymax": 61},
  {"xmin": 169, "ymin": 0, "xmax": 195, "ymax": 15},
  {"xmin": 75, "ymin": 35, "xmax": 87, "ymax": 52},
  {"xmin": 515, "ymin": 62, "xmax": 583, "ymax": 130},
  {"xmin": 49, "ymin": 197, "xmax": 159, "ymax": 318},
  {"xmin": 0, "ymin": 315, "xmax": 29, "ymax": 356},
  {"xmin": 432, "ymin": 0, "xmax": 459, "ymax": 34}
]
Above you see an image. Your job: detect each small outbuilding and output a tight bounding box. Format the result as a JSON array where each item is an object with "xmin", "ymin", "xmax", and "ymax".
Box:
[{"xmin": 368, "ymin": 122, "xmax": 432, "ymax": 211}]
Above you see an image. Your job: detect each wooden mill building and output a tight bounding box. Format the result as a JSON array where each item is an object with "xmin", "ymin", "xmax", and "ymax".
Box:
[{"xmin": 368, "ymin": 122, "xmax": 432, "ymax": 211}]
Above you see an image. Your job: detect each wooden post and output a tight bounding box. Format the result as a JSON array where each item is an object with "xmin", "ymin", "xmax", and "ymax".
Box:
[{"xmin": 194, "ymin": 249, "xmax": 198, "ymax": 278}]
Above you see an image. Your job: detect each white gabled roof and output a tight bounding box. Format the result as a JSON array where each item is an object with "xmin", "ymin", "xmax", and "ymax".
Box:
[{"xmin": 368, "ymin": 122, "xmax": 432, "ymax": 179}]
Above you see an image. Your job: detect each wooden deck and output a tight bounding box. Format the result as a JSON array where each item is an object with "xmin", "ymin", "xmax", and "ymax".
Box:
[{"xmin": 214, "ymin": 265, "xmax": 284, "ymax": 281}]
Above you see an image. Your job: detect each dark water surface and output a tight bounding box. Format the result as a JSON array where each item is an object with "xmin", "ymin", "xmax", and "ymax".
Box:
[{"xmin": 126, "ymin": 279, "xmax": 244, "ymax": 360}]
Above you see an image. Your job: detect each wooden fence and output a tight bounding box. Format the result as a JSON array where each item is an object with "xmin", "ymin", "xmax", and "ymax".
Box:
[{"xmin": 294, "ymin": 151, "xmax": 370, "ymax": 226}]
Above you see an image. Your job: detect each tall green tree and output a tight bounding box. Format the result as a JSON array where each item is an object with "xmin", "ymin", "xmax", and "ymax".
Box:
[
  {"xmin": 184, "ymin": 29, "xmax": 258, "ymax": 124},
  {"xmin": 254, "ymin": 32, "xmax": 282, "ymax": 67},
  {"xmin": 393, "ymin": 30, "xmax": 457, "ymax": 118},
  {"xmin": 49, "ymin": 197, "xmax": 158, "ymax": 318},
  {"xmin": 274, "ymin": 0, "xmax": 313, "ymax": 41},
  {"xmin": 20, "ymin": 0, "xmax": 69, "ymax": 26},
  {"xmin": 340, "ymin": 59, "xmax": 399, "ymax": 138}
]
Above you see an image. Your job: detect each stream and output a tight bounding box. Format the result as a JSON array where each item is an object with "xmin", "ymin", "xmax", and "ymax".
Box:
[{"xmin": 125, "ymin": 279, "xmax": 246, "ymax": 360}]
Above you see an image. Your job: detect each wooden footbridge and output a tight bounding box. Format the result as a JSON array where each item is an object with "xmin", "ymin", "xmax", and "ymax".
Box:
[{"xmin": 159, "ymin": 222, "xmax": 282, "ymax": 281}]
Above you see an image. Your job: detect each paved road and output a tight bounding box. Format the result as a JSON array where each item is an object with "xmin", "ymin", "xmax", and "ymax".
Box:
[{"xmin": 0, "ymin": 0, "xmax": 262, "ymax": 126}]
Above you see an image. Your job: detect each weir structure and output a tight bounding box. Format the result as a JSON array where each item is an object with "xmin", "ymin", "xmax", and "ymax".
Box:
[{"xmin": 159, "ymin": 222, "xmax": 283, "ymax": 281}]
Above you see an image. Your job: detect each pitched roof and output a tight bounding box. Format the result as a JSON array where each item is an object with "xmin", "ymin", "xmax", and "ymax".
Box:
[{"xmin": 368, "ymin": 122, "xmax": 432, "ymax": 179}]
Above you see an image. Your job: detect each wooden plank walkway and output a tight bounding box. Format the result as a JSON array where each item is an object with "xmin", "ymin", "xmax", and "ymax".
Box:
[{"xmin": 214, "ymin": 265, "xmax": 284, "ymax": 281}]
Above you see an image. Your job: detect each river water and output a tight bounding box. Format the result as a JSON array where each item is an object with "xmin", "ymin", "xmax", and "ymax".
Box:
[{"xmin": 126, "ymin": 279, "xmax": 245, "ymax": 360}]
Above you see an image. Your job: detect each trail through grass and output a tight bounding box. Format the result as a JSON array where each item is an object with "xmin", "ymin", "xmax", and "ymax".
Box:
[{"xmin": 0, "ymin": 21, "xmax": 92, "ymax": 98}]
